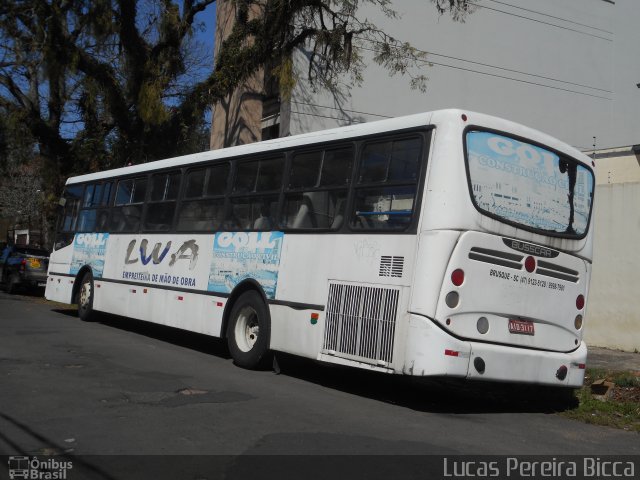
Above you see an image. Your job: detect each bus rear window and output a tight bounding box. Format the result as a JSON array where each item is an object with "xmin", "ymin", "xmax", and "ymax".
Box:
[{"xmin": 466, "ymin": 131, "xmax": 594, "ymax": 237}]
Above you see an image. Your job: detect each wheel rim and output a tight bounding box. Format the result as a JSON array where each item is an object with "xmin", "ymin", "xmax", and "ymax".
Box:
[
  {"xmin": 79, "ymin": 281, "xmax": 91, "ymax": 310},
  {"xmin": 234, "ymin": 306, "xmax": 259, "ymax": 353}
]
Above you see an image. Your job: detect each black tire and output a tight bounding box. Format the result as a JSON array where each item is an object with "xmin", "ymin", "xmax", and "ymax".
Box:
[
  {"xmin": 77, "ymin": 271, "xmax": 97, "ymax": 322},
  {"xmin": 5, "ymin": 274, "xmax": 19, "ymax": 294},
  {"xmin": 226, "ymin": 290, "xmax": 271, "ymax": 369}
]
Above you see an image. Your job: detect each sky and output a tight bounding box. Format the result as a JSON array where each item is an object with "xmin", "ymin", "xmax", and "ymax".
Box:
[{"xmin": 185, "ymin": 0, "xmax": 216, "ymax": 64}]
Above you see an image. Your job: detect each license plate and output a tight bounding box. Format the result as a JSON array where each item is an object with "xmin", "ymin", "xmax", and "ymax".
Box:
[
  {"xmin": 508, "ymin": 319, "xmax": 535, "ymax": 335},
  {"xmin": 30, "ymin": 259, "xmax": 41, "ymax": 268},
  {"xmin": 37, "ymin": 282, "xmax": 46, "ymax": 287}
]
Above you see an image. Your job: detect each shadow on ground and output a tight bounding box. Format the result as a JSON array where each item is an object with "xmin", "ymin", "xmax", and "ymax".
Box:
[{"xmin": 49, "ymin": 307, "xmax": 578, "ymax": 415}]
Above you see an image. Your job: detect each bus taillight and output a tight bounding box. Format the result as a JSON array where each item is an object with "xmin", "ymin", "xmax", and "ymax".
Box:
[
  {"xmin": 576, "ymin": 294, "xmax": 585, "ymax": 310},
  {"xmin": 451, "ymin": 269, "xmax": 465, "ymax": 286},
  {"xmin": 524, "ymin": 256, "xmax": 536, "ymax": 273}
]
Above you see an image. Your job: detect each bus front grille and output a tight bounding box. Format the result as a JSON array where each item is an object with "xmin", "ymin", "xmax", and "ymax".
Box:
[{"xmin": 322, "ymin": 282, "xmax": 399, "ymax": 366}]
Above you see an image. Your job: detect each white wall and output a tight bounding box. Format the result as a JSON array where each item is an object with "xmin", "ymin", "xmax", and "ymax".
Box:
[
  {"xmin": 594, "ymin": 149, "xmax": 640, "ymax": 185},
  {"xmin": 585, "ymin": 182, "xmax": 640, "ymax": 352},
  {"xmin": 290, "ymin": 0, "xmax": 639, "ymax": 151}
]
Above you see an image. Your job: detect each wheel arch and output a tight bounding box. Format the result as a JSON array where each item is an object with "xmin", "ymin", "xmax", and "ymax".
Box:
[
  {"xmin": 221, "ymin": 279, "xmax": 270, "ymax": 340},
  {"xmin": 71, "ymin": 266, "xmax": 93, "ymax": 304}
]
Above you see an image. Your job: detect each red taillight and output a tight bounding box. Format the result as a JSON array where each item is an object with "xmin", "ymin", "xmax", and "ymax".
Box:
[
  {"xmin": 524, "ymin": 256, "xmax": 536, "ymax": 273},
  {"xmin": 444, "ymin": 349, "xmax": 459, "ymax": 357},
  {"xmin": 576, "ymin": 294, "xmax": 585, "ymax": 310},
  {"xmin": 20, "ymin": 259, "xmax": 27, "ymax": 271},
  {"xmin": 451, "ymin": 269, "xmax": 465, "ymax": 286},
  {"xmin": 461, "ymin": 114, "xmax": 468, "ymax": 122}
]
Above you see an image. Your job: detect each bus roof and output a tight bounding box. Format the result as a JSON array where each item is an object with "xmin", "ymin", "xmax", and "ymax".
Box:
[{"xmin": 66, "ymin": 109, "xmax": 591, "ymax": 185}]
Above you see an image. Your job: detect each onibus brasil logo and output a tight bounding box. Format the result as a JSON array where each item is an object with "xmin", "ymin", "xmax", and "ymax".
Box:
[{"xmin": 8, "ymin": 456, "xmax": 72, "ymax": 479}]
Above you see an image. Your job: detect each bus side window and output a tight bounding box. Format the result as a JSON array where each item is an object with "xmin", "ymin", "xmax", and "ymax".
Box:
[
  {"xmin": 143, "ymin": 172, "xmax": 181, "ymax": 231},
  {"xmin": 177, "ymin": 163, "xmax": 230, "ymax": 231},
  {"xmin": 351, "ymin": 137, "xmax": 422, "ymax": 231},
  {"xmin": 282, "ymin": 147, "xmax": 352, "ymax": 231},
  {"xmin": 227, "ymin": 157, "xmax": 283, "ymax": 231},
  {"xmin": 59, "ymin": 185, "xmax": 84, "ymax": 232},
  {"xmin": 110, "ymin": 177, "xmax": 147, "ymax": 232},
  {"xmin": 77, "ymin": 182, "xmax": 112, "ymax": 232}
]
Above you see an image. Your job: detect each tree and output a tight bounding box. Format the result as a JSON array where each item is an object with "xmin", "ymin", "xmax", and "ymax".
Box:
[{"xmin": 0, "ymin": 0, "xmax": 474, "ymax": 222}]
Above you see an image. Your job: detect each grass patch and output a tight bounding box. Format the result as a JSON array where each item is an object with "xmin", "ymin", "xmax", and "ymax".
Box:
[{"xmin": 561, "ymin": 368, "xmax": 640, "ymax": 432}]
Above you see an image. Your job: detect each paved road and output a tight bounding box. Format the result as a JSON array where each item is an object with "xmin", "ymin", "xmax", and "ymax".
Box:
[{"xmin": 0, "ymin": 291, "xmax": 637, "ymax": 475}]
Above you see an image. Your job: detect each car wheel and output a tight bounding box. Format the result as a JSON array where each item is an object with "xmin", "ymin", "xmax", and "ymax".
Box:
[
  {"xmin": 77, "ymin": 272, "xmax": 97, "ymax": 322},
  {"xmin": 226, "ymin": 291, "xmax": 271, "ymax": 369}
]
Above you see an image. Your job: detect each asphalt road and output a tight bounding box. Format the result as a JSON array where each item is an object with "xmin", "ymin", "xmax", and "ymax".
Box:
[{"xmin": 0, "ymin": 291, "xmax": 638, "ymax": 477}]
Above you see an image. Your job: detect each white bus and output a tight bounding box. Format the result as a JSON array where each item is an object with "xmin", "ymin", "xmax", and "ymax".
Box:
[{"xmin": 46, "ymin": 109, "xmax": 594, "ymax": 387}]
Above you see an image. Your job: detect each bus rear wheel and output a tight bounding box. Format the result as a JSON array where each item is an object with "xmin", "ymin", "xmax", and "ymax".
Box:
[
  {"xmin": 77, "ymin": 272, "xmax": 97, "ymax": 322},
  {"xmin": 226, "ymin": 291, "xmax": 271, "ymax": 369}
]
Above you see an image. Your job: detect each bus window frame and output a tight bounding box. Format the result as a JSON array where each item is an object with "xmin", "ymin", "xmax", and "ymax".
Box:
[
  {"xmin": 176, "ymin": 162, "xmax": 232, "ymax": 233},
  {"xmin": 76, "ymin": 181, "xmax": 113, "ymax": 233},
  {"xmin": 345, "ymin": 130, "xmax": 431, "ymax": 235},
  {"xmin": 226, "ymin": 155, "xmax": 286, "ymax": 232},
  {"xmin": 280, "ymin": 144, "xmax": 354, "ymax": 232},
  {"xmin": 54, "ymin": 126, "xmax": 432, "ymax": 238},
  {"xmin": 141, "ymin": 170, "xmax": 183, "ymax": 233},
  {"xmin": 462, "ymin": 125, "xmax": 595, "ymax": 241}
]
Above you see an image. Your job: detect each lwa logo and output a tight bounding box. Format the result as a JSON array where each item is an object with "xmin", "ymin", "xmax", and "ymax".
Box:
[{"xmin": 124, "ymin": 239, "xmax": 199, "ymax": 270}]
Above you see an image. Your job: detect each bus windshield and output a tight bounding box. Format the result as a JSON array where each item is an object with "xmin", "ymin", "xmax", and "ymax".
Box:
[{"xmin": 466, "ymin": 130, "xmax": 594, "ymax": 237}]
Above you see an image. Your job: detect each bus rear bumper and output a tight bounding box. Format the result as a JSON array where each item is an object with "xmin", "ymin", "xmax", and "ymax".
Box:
[
  {"xmin": 466, "ymin": 341, "xmax": 587, "ymax": 388},
  {"xmin": 403, "ymin": 313, "xmax": 587, "ymax": 387}
]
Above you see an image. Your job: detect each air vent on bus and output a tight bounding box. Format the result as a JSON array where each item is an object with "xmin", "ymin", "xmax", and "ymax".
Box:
[
  {"xmin": 468, "ymin": 247, "xmax": 523, "ymax": 270},
  {"xmin": 536, "ymin": 261, "xmax": 579, "ymax": 283},
  {"xmin": 323, "ymin": 283, "xmax": 399, "ymax": 366},
  {"xmin": 379, "ymin": 256, "xmax": 404, "ymax": 278}
]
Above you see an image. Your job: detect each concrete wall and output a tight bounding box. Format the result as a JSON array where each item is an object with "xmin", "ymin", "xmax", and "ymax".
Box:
[{"xmin": 585, "ymin": 182, "xmax": 640, "ymax": 352}]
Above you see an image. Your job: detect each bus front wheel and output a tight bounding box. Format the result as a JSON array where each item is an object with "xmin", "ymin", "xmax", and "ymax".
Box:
[
  {"xmin": 77, "ymin": 272, "xmax": 97, "ymax": 322},
  {"xmin": 226, "ymin": 291, "xmax": 271, "ymax": 369}
]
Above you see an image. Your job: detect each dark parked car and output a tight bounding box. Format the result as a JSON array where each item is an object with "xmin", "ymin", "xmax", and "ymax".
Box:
[{"xmin": 0, "ymin": 245, "xmax": 49, "ymax": 294}]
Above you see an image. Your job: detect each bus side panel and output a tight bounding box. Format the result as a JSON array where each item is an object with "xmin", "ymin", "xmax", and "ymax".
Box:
[
  {"xmin": 46, "ymin": 243, "xmax": 74, "ymax": 304},
  {"xmin": 409, "ymin": 230, "xmax": 461, "ymax": 319},
  {"xmin": 402, "ymin": 313, "xmax": 471, "ymax": 377},
  {"xmin": 45, "ymin": 274, "xmax": 75, "ymax": 304},
  {"xmin": 273, "ymin": 234, "xmax": 419, "ymax": 367},
  {"xmin": 269, "ymin": 305, "xmax": 324, "ymax": 359},
  {"xmin": 94, "ymin": 278, "xmax": 226, "ymax": 337}
]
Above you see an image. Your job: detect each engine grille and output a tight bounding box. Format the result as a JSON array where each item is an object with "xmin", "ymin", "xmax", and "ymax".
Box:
[
  {"xmin": 322, "ymin": 282, "xmax": 400, "ymax": 365},
  {"xmin": 379, "ymin": 256, "xmax": 404, "ymax": 278}
]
